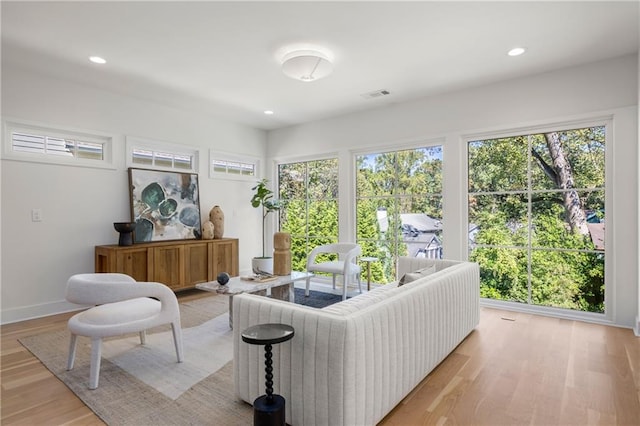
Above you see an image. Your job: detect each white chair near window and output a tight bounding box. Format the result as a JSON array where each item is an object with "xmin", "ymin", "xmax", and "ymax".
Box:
[
  {"xmin": 305, "ymin": 243, "xmax": 362, "ymax": 300},
  {"xmin": 65, "ymin": 273, "xmax": 184, "ymax": 389}
]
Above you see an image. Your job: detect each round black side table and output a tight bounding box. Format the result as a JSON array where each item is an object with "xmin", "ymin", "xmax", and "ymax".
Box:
[{"xmin": 241, "ymin": 323, "xmax": 295, "ymax": 426}]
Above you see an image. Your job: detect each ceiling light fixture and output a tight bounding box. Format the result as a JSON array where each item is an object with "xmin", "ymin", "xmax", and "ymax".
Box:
[
  {"xmin": 264, "ymin": 110, "xmax": 274, "ymax": 115},
  {"xmin": 507, "ymin": 47, "xmax": 526, "ymax": 57},
  {"xmin": 281, "ymin": 49, "xmax": 333, "ymax": 82},
  {"xmin": 89, "ymin": 56, "xmax": 107, "ymax": 64}
]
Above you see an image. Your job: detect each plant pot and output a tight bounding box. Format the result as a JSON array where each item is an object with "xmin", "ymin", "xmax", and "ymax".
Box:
[{"xmin": 252, "ymin": 257, "xmax": 273, "ymax": 275}]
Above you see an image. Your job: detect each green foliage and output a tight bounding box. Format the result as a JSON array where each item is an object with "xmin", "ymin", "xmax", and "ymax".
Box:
[
  {"xmin": 469, "ymin": 126, "xmax": 606, "ymax": 313},
  {"xmin": 355, "ymin": 147, "xmax": 442, "ymax": 282},
  {"xmin": 278, "ymin": 159, "xmax": 339, "ymax": 273},
  {"xmin": 250, "ymin": 178, "xmax": 281, "ymax": 257},
  {"xmin": 251, "ymin": 178, "xmax": 281, "ymax": 215},
  {"xmin": 276, "ymin": 127, "xmax": 606, "ymax": 314}
]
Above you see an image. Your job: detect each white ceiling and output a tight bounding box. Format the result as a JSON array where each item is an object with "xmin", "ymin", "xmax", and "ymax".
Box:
[{"xmin": 2, "ymin": 1, "xmax": 638, "ymax": 131}]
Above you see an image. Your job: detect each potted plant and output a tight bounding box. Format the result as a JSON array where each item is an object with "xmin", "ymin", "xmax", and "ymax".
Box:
[{"xmin": 250, "ymin": 178, "xmax": 281, "ymax": 274}]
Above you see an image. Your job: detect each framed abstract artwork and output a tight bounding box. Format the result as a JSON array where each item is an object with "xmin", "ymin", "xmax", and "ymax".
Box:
[{"xmin": 128, "ymin": 168, "xmax": 202, "ymax": 242}]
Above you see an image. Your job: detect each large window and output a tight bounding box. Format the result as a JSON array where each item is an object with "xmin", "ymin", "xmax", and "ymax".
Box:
[
  {"xmin": 468, "ymin": 125, "xmax": 606, "ymax": 313},
  {"xmin": 356, "ymin": 145, "xmax": 443, "ymax": 283},
  {"xmin": 278, "ymin": 158, "xmax": 339, "ymax": 272}
]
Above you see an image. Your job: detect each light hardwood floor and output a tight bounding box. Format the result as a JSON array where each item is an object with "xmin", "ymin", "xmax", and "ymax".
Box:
[{"xmin": 2, "ymin": 291, "xmax": 639, "ymax": 425}]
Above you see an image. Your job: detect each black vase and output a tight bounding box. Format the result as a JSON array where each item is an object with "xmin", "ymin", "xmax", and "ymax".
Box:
[{"xmin": 113, "ymin": 222, "xmax": 136, "ymax": 246}]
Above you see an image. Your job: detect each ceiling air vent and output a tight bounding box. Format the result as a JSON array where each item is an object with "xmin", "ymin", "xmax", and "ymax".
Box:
[{"xmin": 361, "ymin": 89, "xmax": 390, "ymax": 99}]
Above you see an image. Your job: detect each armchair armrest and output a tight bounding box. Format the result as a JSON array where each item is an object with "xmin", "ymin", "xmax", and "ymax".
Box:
[{"xmin": 66, "ymin": 274, "xmax": 178, "ymax": 316}]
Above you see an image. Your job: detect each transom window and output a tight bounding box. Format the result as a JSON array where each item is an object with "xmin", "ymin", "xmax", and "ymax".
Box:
[
  {"xmin": 126, "ymin": 136, "xmax": 197, "ymax": 172},
  {"xmin": 467, "ymin": 125, "xmax": 606, "ymax": 314},
  {"xmin": 209, "ymin": 151, "xmax": 258, "ymax": 181},
  {"xmin": 4, "ymin": 120, "xmax": 112, "ymax": 168}
]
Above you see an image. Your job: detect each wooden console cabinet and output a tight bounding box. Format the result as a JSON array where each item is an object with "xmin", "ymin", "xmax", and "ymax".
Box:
[{"xmin": 95, "ymin": 238, "xmax": 239, "ymax": 291}]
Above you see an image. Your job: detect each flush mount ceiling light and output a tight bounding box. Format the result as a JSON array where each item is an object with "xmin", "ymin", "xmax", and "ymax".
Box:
[{"xmin": 281, "ymin": 49, "xmax": 333, "ymax": 82}]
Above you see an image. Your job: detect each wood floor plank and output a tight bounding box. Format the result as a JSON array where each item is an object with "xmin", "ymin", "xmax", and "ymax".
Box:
[
  {"xmin": 380, "ymin": 308, "xmax": 640, "ymax": 425},
  {"xmin": 2, "ymin": 295, "xmax": 639, "ymax": 425}
]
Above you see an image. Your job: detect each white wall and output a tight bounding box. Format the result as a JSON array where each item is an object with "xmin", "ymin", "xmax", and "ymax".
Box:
[
  {"xmin": 637, "ymin": 49, "xmax": 640, "ymax": 336},
  {"xmin": 268, "ymin": 54, "xmax": 639, "ymax": 329},
  {"xmin": 1, "ymin": 64, "xmax": 267, "ymax": 323}
]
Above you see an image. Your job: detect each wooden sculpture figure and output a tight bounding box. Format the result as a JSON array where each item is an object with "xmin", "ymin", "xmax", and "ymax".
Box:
[{"xmin": 273, "ymin": 232, "xmax": 291, "ymax": 275}]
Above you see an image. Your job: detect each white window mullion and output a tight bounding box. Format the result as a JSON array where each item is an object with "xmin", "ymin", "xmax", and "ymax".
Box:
[{"xmin": 4, "ymin": 119, "xmax": 112, "ymax": 168}]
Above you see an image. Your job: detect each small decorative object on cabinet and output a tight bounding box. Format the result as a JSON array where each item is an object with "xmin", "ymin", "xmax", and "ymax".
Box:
[
  {"xmin": 113, "ymin": 222, "xmax": 136, "ymax": 246},
  {"xmin": 95, "ymin": 238, "xmax": 239, "ymax": 291},
  {"xmin": 209, "ymin": 205, "xmax": 225, "ymax": 239},
  {"xmin": 202, "ymin": 220, "xmax": 215, "ymax": 240}
]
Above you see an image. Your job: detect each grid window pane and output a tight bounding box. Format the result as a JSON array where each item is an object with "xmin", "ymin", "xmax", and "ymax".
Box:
[
  {"xmin": 12, "ymin": 132, "xmax": 104, "ymax": 159},
  {"xmin": 356, "ymin": 145, "xmax": 443, "ymax": 285},
  {"xmin": 468, "ymin": 126, "xmax": 606, "ymax": 314},
  {"xmin": 278, "ymin": 159, "xmax": 339, "ymax": 273}
]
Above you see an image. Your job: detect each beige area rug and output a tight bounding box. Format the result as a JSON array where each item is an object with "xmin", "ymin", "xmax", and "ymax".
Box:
[{"xmin": 19, "ymin": 294, "xmax": 253, "ymax": 425}]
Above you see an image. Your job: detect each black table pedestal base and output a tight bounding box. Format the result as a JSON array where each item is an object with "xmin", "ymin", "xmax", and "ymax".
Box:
[
  {"xmin": 253, "ymin": 394, "xmax": 285, "ymax": 426},
  {"xmin": 242, "ymin": 324, "xmax": 294, "ymax": 426}
]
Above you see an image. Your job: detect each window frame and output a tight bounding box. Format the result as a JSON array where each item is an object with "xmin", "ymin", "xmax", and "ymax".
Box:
[
  {"xmin": 275, "ymin": 154, "xmax": 340, "ymax": 274},
  {"xmin": 209, "ymin": 150, "xmax": 259, "ymax": 181},
  {"xmin": 126, "ymin": 136, "xmax": 198, "ymax": 173},
  {"xmin": 353, "ymin": 138, "xmax": 445, "ymax": 283},
  {"xmin": 2, "ymin": 118, "xmax": 114, "ymax": 169},
  {"xmin": 463, "ymin": 116, "xmax": 613, "ymax": 322}
]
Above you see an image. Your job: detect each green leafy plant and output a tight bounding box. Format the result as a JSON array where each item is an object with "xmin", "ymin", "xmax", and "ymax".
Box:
[{"xmin": 250, "ymin": 179, "xmax": 281, "ymax": 257}]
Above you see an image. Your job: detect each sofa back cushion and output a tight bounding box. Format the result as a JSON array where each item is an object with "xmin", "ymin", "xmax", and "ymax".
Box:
[
  {"xmin": 397, "ymin": 256, "xmax": 462, "ymax": 277},
  {"xmin": 398, "ymin": 264, "xmax": 436, "ymax": 286},
  {"xmin": 322, "ymin": 258, "xmax": 466, "ymax": 315},
  {"xmin": 321, "ymin": 282, "xmax": 397, "ymax": 315}
]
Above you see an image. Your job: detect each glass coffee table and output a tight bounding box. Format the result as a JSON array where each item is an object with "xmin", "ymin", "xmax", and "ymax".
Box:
[{"xmin": 196, "ymin": 271, "xmax": 313, "ymax": 328}]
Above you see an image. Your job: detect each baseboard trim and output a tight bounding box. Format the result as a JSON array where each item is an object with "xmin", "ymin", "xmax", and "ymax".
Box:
[{"xmin": 1, "ymin": 300, "xmax": 83, "ymax": 325}]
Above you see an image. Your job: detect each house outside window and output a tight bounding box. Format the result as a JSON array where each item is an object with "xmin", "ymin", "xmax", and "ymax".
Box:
[
  {"xmin": 356, "ymin": 145, "xmax": 443, "ymax": 284},
  {"xmin": 467, "ymin": 124, "xmax": 606, "ymax": 314},
  {"xmin": 277, "ymin": 158, "xmax": 339, "ymax": 272}
]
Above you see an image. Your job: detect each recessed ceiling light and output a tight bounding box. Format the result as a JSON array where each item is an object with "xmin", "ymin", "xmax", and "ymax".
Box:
[
  {"xmin": 507, "ymin": 47, "xmax": 526, "ymax": 57},
  {"xmin": 89, "ymin": 56, "xmax": 106, "ymax": 64},
  {"xmin": 264, "ymin": 110, "xmax": 274, "ymax": 115}
]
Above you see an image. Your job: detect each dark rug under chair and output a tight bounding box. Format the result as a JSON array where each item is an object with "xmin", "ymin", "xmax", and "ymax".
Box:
[{"xmin": 293, "ymin": 288, "xmax": 347, "ymax": 308}]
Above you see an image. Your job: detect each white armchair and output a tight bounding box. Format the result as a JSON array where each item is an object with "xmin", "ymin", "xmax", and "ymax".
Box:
[
  {"xmin": 65, "ymin": 273, "xmax": 183, "ymax": 389},
  {"xmin": 305, "ymin": 243, "xmax": 362, "ymax": 300}
]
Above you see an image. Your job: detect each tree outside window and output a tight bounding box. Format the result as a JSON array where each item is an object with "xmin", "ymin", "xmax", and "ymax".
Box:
[
  {"xmin": 278, "ymin": 158, "xmax": 339, "ymax": 272},
  {"xmin": 468, "ymin": 126, "xmax": 606, "ymax": 313},
  {"xmin": 356, "ymin": 146, "xmax": 443, "ymax": 283}
]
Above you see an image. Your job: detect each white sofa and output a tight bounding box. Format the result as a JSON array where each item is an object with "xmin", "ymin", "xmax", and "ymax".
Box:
[{"xmin": 232, "ymin": 257, "xmax": 480, "ymax": 426}]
